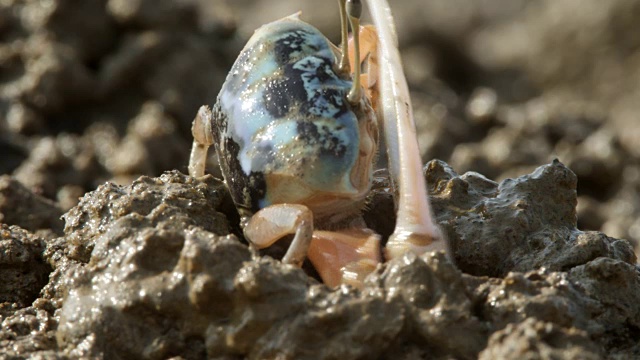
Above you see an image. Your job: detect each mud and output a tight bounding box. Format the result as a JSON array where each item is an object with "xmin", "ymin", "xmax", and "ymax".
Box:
[{"xmin": 1, "ymin": 0, "xmax": 640, "ymax": 359}]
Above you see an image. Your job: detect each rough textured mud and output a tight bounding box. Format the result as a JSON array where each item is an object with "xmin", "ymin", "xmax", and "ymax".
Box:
[
  {"xmin": 0, "ymin": 225, "xmax": 51, "ymax": 307},
  {"xmin": 478, "ymin": 318, "xmax": 602, "ymax": 360},
  {"xmin": 3, "ymin": 163, "xmax": 635, "ymax": 359},
  {"xmin": 2, "ymin": 0, "xmax": 640, "ymax": 359},
  {"xmin": 61, "ymin": 171, "xmax": 230, "ymax": 263},
  {"xmin": 0, "ymin": 175, "xmax": 64, "ymax": 234},
  {"xmin": 426, "ymin": 160, "xmax": 636, "ymax": 277}
]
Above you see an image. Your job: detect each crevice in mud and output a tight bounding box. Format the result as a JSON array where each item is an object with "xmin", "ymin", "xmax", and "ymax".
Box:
[
  {"xmin": 601, "ymin": 322, "xmax": 640, "ymax": 355},
  {"xmin": 0, "ymin": 254, "xmax": 53, "ymax": 309}
]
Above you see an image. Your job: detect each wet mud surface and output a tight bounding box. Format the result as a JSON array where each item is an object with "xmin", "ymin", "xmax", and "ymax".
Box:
[{"xmin": 1, "ymin": 0, "xmax": 640, "ymax": 359}]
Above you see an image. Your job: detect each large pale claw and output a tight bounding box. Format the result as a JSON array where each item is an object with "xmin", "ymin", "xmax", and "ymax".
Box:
[
  {"xmin": 385, "ymin": 229, "xmax": 447, "ymax": 260},
  {"xmin": 367, "ymin": 0, "xmax": 449, "ymax": 258}
]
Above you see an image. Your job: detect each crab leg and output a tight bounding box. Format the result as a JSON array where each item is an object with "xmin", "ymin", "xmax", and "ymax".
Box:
[
  {"xmin": 366, "ymin": 0, "xmax": 449, "ymax": 259},
  {"xmin": 189, "ymin": 106, "xmax": 214, "ymax": 178}
]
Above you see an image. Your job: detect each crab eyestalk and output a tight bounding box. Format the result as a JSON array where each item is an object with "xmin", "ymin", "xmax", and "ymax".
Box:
[
  {"xmin": 347, "ymin": 0, "xmax": 363, "ymax": 104},
  {"xmin": 337, "ymin": 0, "xmax": 350, "ymax": 73}
]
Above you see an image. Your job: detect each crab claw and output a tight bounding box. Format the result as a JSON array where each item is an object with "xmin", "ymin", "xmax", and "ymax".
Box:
[
  {"xmin": 385, "ymin": 228, "xmax": 447, "ymax": 260},
  {"xmin": 308, "ymin": 228, "xmax": 381, "ymax": 288},
  {"xmin": 244, "ymin": 204, "xmax": 314, "ymax": 268},
  {"xmin": 367, "ymin": 0, "xmax": 450, "ymax": 260}
]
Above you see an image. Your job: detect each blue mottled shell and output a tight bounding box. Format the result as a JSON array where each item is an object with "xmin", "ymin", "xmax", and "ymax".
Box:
[{"xmin": 213, "ymin": 15, "xmax": 372, "ymax": 214}]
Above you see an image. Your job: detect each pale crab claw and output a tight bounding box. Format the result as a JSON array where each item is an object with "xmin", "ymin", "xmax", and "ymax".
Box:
[
  {"xmin": 366, "ymin": 0, "xmax": 449, "ymax": 260},
  {"xmin": 244, "ymin": 204, "xmax": 314, "ymax": 268},
  {"xmin": 308, "ymin": 227, "xmax": 381, "ymax": 288}
]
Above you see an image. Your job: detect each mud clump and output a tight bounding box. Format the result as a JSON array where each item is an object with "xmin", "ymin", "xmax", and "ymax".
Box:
[
  {"xmin": 425, "ymin": 160, "xmax": 636, "ymax": 277},
  {"xmin": 0, "ymin": 176, "xmax": 64, "ymax": 235},
  {"xmin": 0, "ymin": 225, "xmax": 58, "ymax": 358},
  {"xmin": 0, "ymin": 225, "xmax": 51, "ymax": 307},
  {"xmin": 479, "ymin": 318, "xmax": 602, "ymax": 360},
  {"xmin": 2, "ymin": 163, "xmax": 638, "ymax": 359},
  {"xmin": 61, "ymin": 171, "xmax": 230, "ymax": 263}
]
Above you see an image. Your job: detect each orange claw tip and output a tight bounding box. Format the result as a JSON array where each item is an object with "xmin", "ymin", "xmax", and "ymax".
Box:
[
  {"xmin": 340, "ymin": 259, "xmax": 379, "ymax": 288},
  {"xmin": 348, "ymin": 25, "xmax": 378, "ymax": 70},
  {"xmin": 308, "ymin": 228, "xmax": 382, "ymax": 288}
]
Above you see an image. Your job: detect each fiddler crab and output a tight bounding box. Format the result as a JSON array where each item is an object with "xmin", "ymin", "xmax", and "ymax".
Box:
[{"xmin": 189, "ymin": 0, "xmax": 449, "ymax": 288}]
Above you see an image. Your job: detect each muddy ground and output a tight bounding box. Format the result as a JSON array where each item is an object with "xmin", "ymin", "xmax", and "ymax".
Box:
[{"xmin": 1, "ymin": 0, "xmax": 639, "ymax": 359}]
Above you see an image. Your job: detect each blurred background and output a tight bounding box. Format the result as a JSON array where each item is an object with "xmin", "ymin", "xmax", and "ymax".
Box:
[{"xmin": 1, "ymin": 0, "xmax": 638, "ymax": 257}]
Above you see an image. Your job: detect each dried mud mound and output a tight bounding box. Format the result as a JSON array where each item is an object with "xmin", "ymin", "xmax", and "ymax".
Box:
[
  {"xmin": 427, "ymin": 160, "xmax": 635, "ymax": 277},
  {"xmin": 2, "ymin": 0, "xmax": 640, "ymax": 256},
  {"xmin": 2, "ymin": 0, "xmax": 640, "ymax": 359},
  {"xmin": 2, "ymin": 163, "xmax": 639, "ymax": 359}
]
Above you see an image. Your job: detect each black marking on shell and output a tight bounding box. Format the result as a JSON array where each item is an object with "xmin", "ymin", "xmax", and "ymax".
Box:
[
  {"xmin": 211, "ymin": 103, "xmax": 266, "ymax": 212},
  {"xmin": 296, "ymin": 121, "xmax": 347, "ymax": 158},
  {"xmin": 211, "ymin": 101, "xmax": 226, "ymax": 143},
  {"xmin": 273, "ymin": 29, "xmax": 312, "ymax": 66},
  {"xmin": 263, "ymin": 76, "xmax": 304, "ymax": 119},
  {"xmin": 264, "ymin": 40, "xmax": 350, "ymax": 122},
  {"xmin": 222, "ymin": 137, "xmax": 267, "ymax": 212}
]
